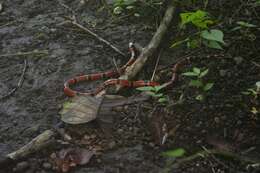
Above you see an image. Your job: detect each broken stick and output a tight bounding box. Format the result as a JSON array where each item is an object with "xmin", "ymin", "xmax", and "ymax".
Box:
[{"xmin": 119, "ymin": 1, "xmax": 176, "ymax": 81}]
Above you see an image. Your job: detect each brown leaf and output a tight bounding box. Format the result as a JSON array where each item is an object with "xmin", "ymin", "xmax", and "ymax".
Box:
[{"xmin": 51, "ymin": 148, "xmax": 94, "ymax": 172}]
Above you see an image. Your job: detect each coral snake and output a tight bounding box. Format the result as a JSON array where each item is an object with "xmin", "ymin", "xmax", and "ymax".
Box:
[{"xmin": 64, "ymin": 43, "xmax": 160, "ymax": 97}]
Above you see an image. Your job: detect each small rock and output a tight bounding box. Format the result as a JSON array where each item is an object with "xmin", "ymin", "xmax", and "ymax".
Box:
[
  {"xmin": 108, "ymin": 141, "xmax": 116, "ymax": 149},
  {"xmin": 234, "ymin": 57, "xmax": 243, "ymax": 64},
  {"xmin": 117, "ymin": 128, "xmax": 123, "ymax": 133},
  {"xmin": 214, "ymin": 117, "xmax": 220, "ymax": 124},
  {"xmin": 219, "ymin": 70, "xmax": 227, "ymax": 77},
  {"xmin": 196, "ymin": 140, "xmax": 202, "ymax": 144},
  {"xmin": 15, "ymin": 161, "xmax": 29, "ymax": 172},
  {"xmin": 42, "ymin": 162, "xmax": 52, "ymax": 170},
  {"xmin": 201, "ymin": 129, "xmax": 207, "ymax": 133},
  {"xmin": 148, "ymin": 142, "xmax": 155, "ymax": 147},
  {"xmin": 236, "ymin": 120, "xmax": 242, "ymax": 125},
  {"xmin": 195, "ymin": 121, "xmax": 202, "ymax": 128}
]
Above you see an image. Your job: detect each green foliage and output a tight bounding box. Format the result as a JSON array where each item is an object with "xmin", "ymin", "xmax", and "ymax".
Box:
[
  {"xmin": 242, "ymin": 81, "xmax": 260, "ymax": 99},
  {"xmin": 162, "ymin": 148, "xmax": 185, "ymax": 158},
  {"xmin": 232, "ymin": 21, "xmax": 257, "ymax": 31},
  {"xmin": 183, "ymin": 67, "xmax": 214, "ymax": 101},
  {"xmin": 136, "ymin": 85, "xmax": 168, "ymax": 104},
  {"xmin": 180, "ymin": 10, "xmax": 213, "ymax": 29},
  {"xmin": 171, "ymin": 10, "xmax": 225, "ymax": 50},
  {"xmin": 113, "ymin": 0, "xmax": 137, "ymax": 15},
  {"xmin": 242, "ymin": 81, "xmax": 260, "ymax": 118},
  {"xmin": 201, "ymin": 29, "xmax": 225, "ymax": 49},
  {"xmin": 112, "ymin": 0, "xmax": 163, "ymax": 17}
]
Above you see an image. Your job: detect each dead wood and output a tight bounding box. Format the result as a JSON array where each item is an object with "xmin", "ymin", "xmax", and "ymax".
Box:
[
  {"xmin": 0, "ymin": 130, "xmax": 56, "ymax": 168},
  {"xmin": 119, "ymin": 1, "xmax": 176, "ymax": 81}
]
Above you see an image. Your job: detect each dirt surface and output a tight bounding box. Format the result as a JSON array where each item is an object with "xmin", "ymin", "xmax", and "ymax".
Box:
[{"xmin": 0, "ymin": 0, "xmax": 259, "ymax": 173}]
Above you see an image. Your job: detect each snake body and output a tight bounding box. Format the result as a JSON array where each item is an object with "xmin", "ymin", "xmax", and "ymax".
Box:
[{"xmin": 64, "ymin": 43, "xmax": 160, "ymax": 97}]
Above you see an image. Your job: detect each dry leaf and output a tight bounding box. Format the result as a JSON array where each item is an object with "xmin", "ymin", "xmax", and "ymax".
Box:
[{"xmin": 51, "ymin": 148, "xmax": 94, "ymax": 172}]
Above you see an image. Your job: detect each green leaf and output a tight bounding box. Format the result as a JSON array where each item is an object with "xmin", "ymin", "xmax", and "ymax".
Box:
[
  {"xmin": 158, "ymin": 97, "xmax": 168, "ymax": 103},
  {"xmin": 204, "ymin": 40, "xmax": 223, "ymax": 50},
  {"xmin": 162, "ymin": 148, "xmax": 185, "ymax": 158},
  {"xmin": 154, "ymin": 85, "xmax": 165, "ymax": 92},
  {"xmin": 251, "ymin": 107, "xmax": 258, "ymax": 114},
  {"xmin": 193, "ymin": 67, "xmax": 201, "ymax": 74},
  {"xmin": 153, "ymin": 93, "xmax": 164, "ymax": 98},
  {"xmin": 63, "ymin": 101, "xmax": 72, "ymax": 109},
  {"xmin": 203, "ymin": 83, "xmax": 214, "ymax": 91},
  {"xmin": 255, "ymin": 81, "xmax": 260, "ymax": 89},
  {"xmin": 237, "ymin": 21, "xmax": 257, "ymax": 28},
  {"xmin": 145, "ymin": 91, "xmax": 157, "ymax": 97},
  {"xmin": 126, "ymin": 5, "xmax": 135, "ymax": 10},
  {"xmin": 124, "ymin": 0, "xmax": 136, "ymax": 5},
  {"xmin": 170, "ymin": 38, "xmax": 189, "ymax": 48},
  {"xmin": 134, "ymin": 13, "xmax": 140, "ymax": 17},
  {"xmin": 196, "ymin": 94, "xmax": 204, "ymax": 101},
  {"xmin": 182, "ymin": 72, "xmax": 198, "ymax": 77},
  {"xmin": 241, "ymin": 91, "xmax": 251, "ymax": 95},
  {"xmin": 136, "ymin": 86, "xmax": 155, "ymax": 92},
  {"xmin": 199, "ymin": 69, "xmax": 209, "ymax": 78},
  {"xmin": 248, "ymin": 88, "xmax": 257, "ymax": 95},
  {"xmin": 201, "ymin": 29, "xmax": 225, "ymax": 44},
  {"xmin": 189, "ymin": 80, "xmax": 203, "ymax": 88},
  {"xmin": 231, "ymin": 26, "xmax": 242, "ymax": 31},
  {"xmin": 113, "ymin": 6, "xmax": 123, "ymax": 14},
  {"xmin": 187, "ymin": 38, "xmax": 200, "ymax": 49}
]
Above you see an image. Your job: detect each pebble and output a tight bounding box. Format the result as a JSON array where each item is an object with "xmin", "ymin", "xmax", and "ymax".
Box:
[
  {"xmin": 234, "ymin": 57, "xmax": 243, "ymax": 64},
  {"xmin": 117, "ymin": 128, "xmax": 123, "ymax": 133},
  {"xmin": 148, "ymin": 142, "xmax": 155, "ymax": 148},
  {"xmin": 196, "ymin": 140, "xmax": 202, "ymax": 144},
  {"xmin": 42, "ymin": 162, "xmax": 52, "ymax": 170},
  {"xmin": 108, "ymin": 141, "xmax": 116, "ymax": 149},
  {"xmin": 214, "ymin": 117, "xmax": 220, "ymax": 124},
  {"xmin": 236, "ymin": 120, "xmax": 242, "ymax": 125},
  {"xmin": 14, "ymin": 161, "xmax": 29, "ymax": 172},
  {"xmin": 219, "ymin": 70, "xmax": 227, "ymax": 77}
]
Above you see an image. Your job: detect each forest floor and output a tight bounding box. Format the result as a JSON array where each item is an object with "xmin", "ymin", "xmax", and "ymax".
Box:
[{"xmin": 0, "ymin": 0, "xmax": 259, "ymax": 173}]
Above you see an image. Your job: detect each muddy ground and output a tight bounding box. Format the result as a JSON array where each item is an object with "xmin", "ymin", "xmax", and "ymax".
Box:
[{"xmin": 0, "ymin": 0, "xmax": 259, "ymax": 173}]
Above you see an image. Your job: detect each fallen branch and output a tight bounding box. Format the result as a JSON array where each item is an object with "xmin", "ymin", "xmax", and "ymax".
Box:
[
  {"xmin": 0, "ymin": 130, "xmax": 56, "ymax": 168},
  {"xmin": 0, "ymin": 59, "xmax": 27, "ymax": 100},
  {"xmin": 119, "ymin": 1, "xmax": 176, "ymax": 81}
]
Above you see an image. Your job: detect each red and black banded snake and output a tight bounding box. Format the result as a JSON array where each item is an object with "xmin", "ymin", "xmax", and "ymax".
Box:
[{"xmin": 64, "ymin": 43, "xmax": 160, "ymax": 97}]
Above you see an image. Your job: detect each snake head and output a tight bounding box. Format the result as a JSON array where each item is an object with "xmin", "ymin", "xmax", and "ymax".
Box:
[
  {"xmin": 129, "ymin": 42, "xmax": 137, "ymax": 58},
  {"xmin": 129, "ymin": 42, "xmax": 134, "ymax": 49}
]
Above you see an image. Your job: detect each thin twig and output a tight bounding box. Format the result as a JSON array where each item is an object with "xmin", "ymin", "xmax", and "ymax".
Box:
[
  {"xmin": 0, "ymin": 60, "xmax": 27, "ymax": 100},
  {"xmin": 56, "ymin": 0, "xmax": 125, "ymax": 57},
  {"xmin": 151, "ymin": 50, "xmax": 162, "ymax": 81},
  {"xmin": 112, "ymin": 57, "xmax": 120, "ymax": 74},
  {"xmin": 68, "ymin": 20, "xmax": 125, "ymax": 57},
  {"xmin": 0, "ymin": 50, "xmax": 48, "ymax": 57},
  {"xmin": 56, "ymin": 0, "xmax": 76, "ymax": 15},
  {"xmin": 251, "ymin": 61, "xmax": 260, "ymax": 68},
  {"xmin": 202, "ymin": 146, "xmax": 231, "ymax": 170}
]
